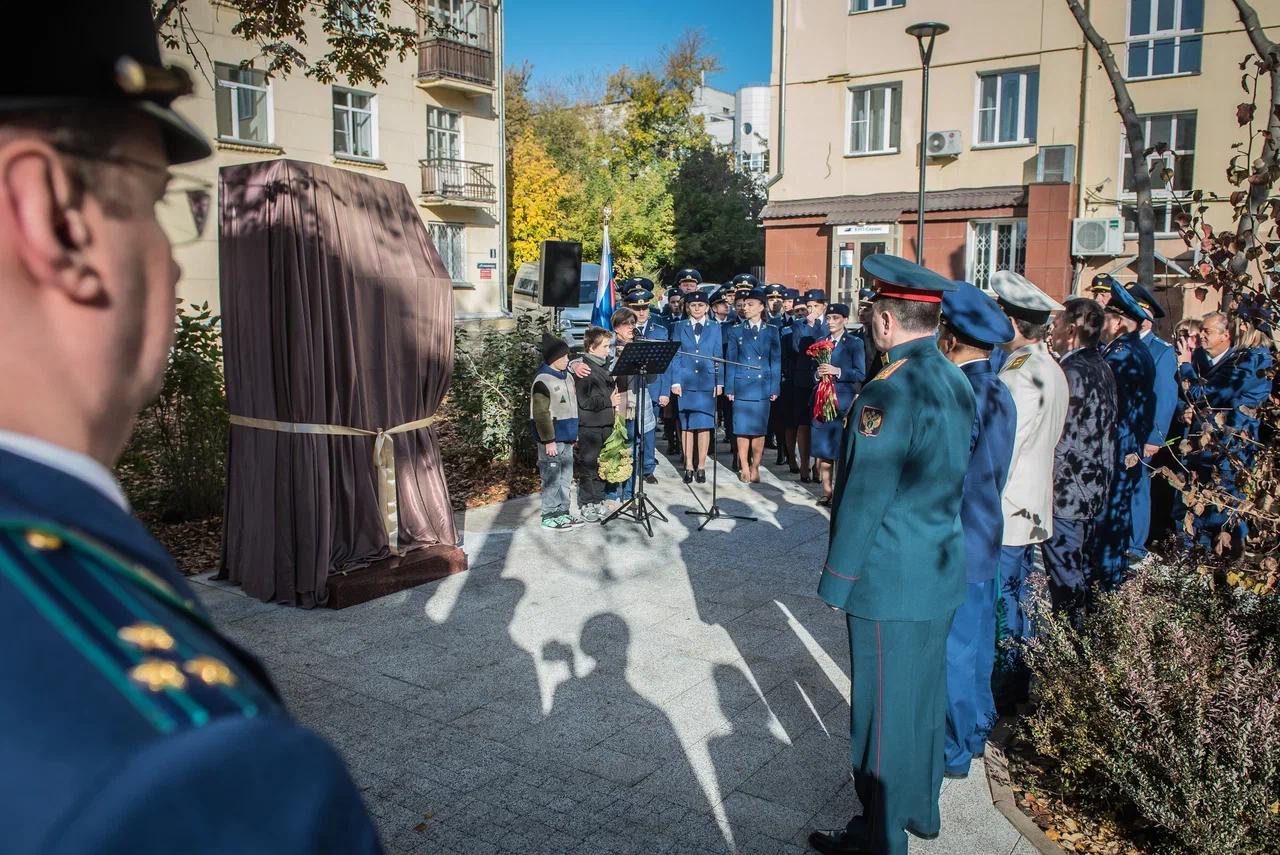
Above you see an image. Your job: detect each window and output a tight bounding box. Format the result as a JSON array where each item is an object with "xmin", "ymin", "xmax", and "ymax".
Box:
[
  {"xmin": 846, "ymin": 84, "xmax": 901, "ymax": 156},
  {"xmin": 426, "ymin": 0, "xmax": 490, "ymax": 45},
  {"xmin": 1120, "ymin": 111, "xmax": 1195, "ymax": 235},
  {"xmin": 975, "ymin": 69, "xmax": 1038, "ymax": 146},
  {"xmin": 427, "ymin": 107, "xmax": 462, "ymax": 161},
  {"xmin": 1127, "ymin": 0, "xmax": 1203, "ymax": 79},
  {"xmin": 429, "ymin": 222, "xmax": 467, "ymax": 284},
  {"xmin": 215, "ymin": 63, "xmax": 272, "ymax": 145},
  {"xmin": 967, "ymin": 220, "xmax": 1027, "ymax": 290},
  {"xmin": 332, "ymin": 87, "xmax": 377, "ymax": 159},
  {"xmin": 851, "ymin": 0, "xmax": 904, "ymax": 12},
  {"xmin": 737, "ymin": 150, "xmax": 768, "ymax": 173}
]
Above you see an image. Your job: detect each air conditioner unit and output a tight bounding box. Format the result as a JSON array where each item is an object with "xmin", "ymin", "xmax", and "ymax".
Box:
[
  {"xmin": 1035, "ymin": 144, "xmax": 1075, "ymax": 183},
  {"xmin": 1071, "ymin": 217, "xmax": 1125, "ymax": 256},
  {"xmin": 926, "ymin": 130, "xmax": 962, "ymax": 158}
]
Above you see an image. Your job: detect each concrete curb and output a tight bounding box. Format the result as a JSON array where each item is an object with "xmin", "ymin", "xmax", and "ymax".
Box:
[{"xmin": 984, "ymin": 719, "xmax": 1066, "ymax": 855}]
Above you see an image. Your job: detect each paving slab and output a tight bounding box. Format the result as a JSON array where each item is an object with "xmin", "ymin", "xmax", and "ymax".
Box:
[{"xmin": 192, "ymin": 443, "xmax": 1026, "ymax": 853}]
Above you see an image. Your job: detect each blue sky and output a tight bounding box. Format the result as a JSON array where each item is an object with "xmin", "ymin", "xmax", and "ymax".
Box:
[{"xmin": 504, "ymin": 0, "xmax": 772, "ymax": 97}]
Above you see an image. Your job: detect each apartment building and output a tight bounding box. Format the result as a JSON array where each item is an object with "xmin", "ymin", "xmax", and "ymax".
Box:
[
  {"xmin": 763, "ymin": 0, "xmax": 1277, "ymax": 321},
  {"xmin": 161, "ymin": 0, "xmax": 506, "ymax": 322}
]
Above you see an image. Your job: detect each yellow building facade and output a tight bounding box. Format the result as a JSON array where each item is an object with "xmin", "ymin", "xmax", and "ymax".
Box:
[
  {"xmin": 161, "ymin": 0, "xmax": 506, "ymax": 322},
  {"xmin": 764, "ymin": 0, "xmax": 1279, "ymax": 324}
]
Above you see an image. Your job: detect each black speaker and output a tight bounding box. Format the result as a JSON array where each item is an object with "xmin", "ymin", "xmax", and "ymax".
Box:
[{"xmin": 538, "ymin": 240, "xmax": 583, "ymax": 308}]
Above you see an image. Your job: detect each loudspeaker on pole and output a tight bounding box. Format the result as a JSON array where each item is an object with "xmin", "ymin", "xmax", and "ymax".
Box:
[{"xmin": 538, "ymin": 240, "xmax": 583, "ymax": 308}]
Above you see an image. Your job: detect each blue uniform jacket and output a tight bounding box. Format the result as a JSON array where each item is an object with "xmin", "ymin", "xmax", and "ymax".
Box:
[
  {"xmin": 790, "ymin": 318, "xmax": 829, "ymax": 392},
  {"xmin": 818, "ymin": 337, "xmax": 976, "ymax": 621},
  {"xmin": 958, "ymin": 359, "xmax": 1017, "ymax": 583},
  {"xmin": 818, "ymin": 331, "xmax": 867, "ymax": 414},
  {"xmin": 1141, "ymin": 332, "xmax": 1178, "ymax": 447},
  {"xmin": 725, "ymin": 323, "xmax": 782, "ymax": 401},
  {"xmin": 1179, "ymin": 346, "xmax": 1273, "ymax": 467},
  {"xmin": 635, "ymin": 318, "xmax": 672, "ymax": 403},
  {"xmin": 1103, "ymin": 331, "xmax": 1157, "ymax": 463},
  {"xmin": 670, "ymin": 319, "xmax": 723, "ymax": 393},
  {"xmin": 0, "ymin": 449, "xmax": 381, "ymax": 855}
]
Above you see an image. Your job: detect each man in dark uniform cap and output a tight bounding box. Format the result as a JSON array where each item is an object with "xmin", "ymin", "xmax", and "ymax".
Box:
[
  {"xmin": 936, "ymin": 281, "xmax": 1017, "ymax": 781},
  {"xmin": 625, "ymin": 281, "xmax": 670, "ymax": 483},
  {"xmin": 0, "ymin": 2, "xmax": 381, "ymax": 852},
  {"xmin": 1089, "ymin": 272, "xmax": 1116, "ymax": 307},
  {"xmin": 1123, "ymin": 282, "xmax": 1176, "ymax": 561},
  {"xmin": 1094, "ymin": 281, "xmax": 1155, "ymax": 592},
  {"xmin": 810, "ymin": 255, "xmax": 974, "ymax": 855}
]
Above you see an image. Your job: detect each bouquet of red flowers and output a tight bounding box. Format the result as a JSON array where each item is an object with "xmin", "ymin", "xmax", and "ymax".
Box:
[{"xmin": 807, "ymin": 340, "xmax": 839, "ymax": 422}]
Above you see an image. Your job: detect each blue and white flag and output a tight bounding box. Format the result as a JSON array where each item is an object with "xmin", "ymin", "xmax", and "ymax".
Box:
[{"xmin": 590, "ymin": 222, "xmax": 617, "ymax": 330}]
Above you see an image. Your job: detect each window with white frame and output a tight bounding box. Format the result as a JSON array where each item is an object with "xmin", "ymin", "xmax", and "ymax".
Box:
[
  {"xmin": 332, "ymin": 87, "xmax": 377, "ymax": 159},
  {"xmin": 967, "ymin": 220, "xmax": 1028, "ymax": 290},
  {"xmin": 427, "ymin": 107, "xmax": 462, "ymax": 161},
  {"xmin": 215, "ymin": 63, "xmax": 272, "ymax": 145},
  {"xmin": 737, "ymin": 150, "xmax": 768, "ymax": 173},
  {"xmin": 975, "ymin": 69, "xmax": 1038, "ymax": 146},
  {"xmin": 1121, "ymin": 111, "xmax": 1195, "ymax": 235},
  {"xmin": 429, "ymin": 222, "xmax": 467, "ymax": 284},
  {"xmin": 846, "ymin": 83, "xmax": 901, "ymax": 156},
  {"xmin": 1127, "ymin": 0, "xmax": 1203, "ymax": 79},
  {"xmin": 851, "ymin": 0, "xmax": 904, "ymax": 12},
  {"xmin": 426, "ymin": 0, "xmax": 490, "ymax": 45}
]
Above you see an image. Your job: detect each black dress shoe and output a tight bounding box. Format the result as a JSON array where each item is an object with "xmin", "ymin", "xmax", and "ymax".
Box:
[
  {"xmin": 682, "ymin": 470, "xmax": 694, "ymax": 484},
  {"xmin": 807, "ymin": 830, "xmax": 869, "ymax": 855},
  {"xmin": 695, "ymin": 470, "xmax": 706, "ymax": 484},
  {"xmin": 644, "ymin": 473, "xmax": 658, "ymax": 484},
  {"xmin": 775, "ymin": 452, "xmax": 786, "ymax": 465}
]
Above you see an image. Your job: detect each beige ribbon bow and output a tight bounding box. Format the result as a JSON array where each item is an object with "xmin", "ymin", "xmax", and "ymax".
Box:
[{"xmin": 228, "ymin": 414, "xmax": 436, "ymax": 556}]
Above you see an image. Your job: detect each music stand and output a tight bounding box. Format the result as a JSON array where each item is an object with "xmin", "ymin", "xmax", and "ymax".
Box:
[{"xmin": 600, "ymin": 339, "xmax": 680, "ymax": 536}]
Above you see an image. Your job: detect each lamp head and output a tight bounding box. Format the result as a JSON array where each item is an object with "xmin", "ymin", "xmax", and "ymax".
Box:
[{"xmin": 906, "ymin": 21, "xmax": 949, "ymax": 64}]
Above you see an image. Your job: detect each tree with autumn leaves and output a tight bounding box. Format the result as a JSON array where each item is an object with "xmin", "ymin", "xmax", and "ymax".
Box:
[{"xmin": 504, "ymin": 31, "xmax": 763, "ymax": 285}]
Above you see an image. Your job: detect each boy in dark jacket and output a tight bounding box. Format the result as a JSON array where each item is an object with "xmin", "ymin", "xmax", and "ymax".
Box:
[
  {"xmin": 574, "ymin": 326, "xmax": 622, "ymax": 522},
  {"xmin": 530, "ymin": 335, "xmax": 581, "ymax": 530}
]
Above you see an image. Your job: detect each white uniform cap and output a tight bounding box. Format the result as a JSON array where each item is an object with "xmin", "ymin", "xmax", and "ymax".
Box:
[{"xmin": 989, "ymin": 270, "xmax": 1064, "ymax": 323}]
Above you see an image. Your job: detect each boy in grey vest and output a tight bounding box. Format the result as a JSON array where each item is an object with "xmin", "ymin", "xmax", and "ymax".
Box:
[{"xmin": 530, "ymin": 335, "xmax": 582, "ymax": 529}]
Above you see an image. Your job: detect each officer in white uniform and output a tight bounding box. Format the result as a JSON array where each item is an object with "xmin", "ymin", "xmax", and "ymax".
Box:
[{"xmin": 989, "ymin": 272, "xmax": 1068, "ymax": 668}]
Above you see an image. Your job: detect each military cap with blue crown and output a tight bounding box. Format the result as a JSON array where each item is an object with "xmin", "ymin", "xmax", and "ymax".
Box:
[
  {"xmin": 941, "ymin": 281, "xmax": 1016, "ymax": 347},
  {"xmin": 1123, "ymin": 282, "xmax": 1166, "ymax": 319},
  {"xmin": 1106, "ymin": 279, "xmax": 1152, "ymax": 323},
  {"xmin": 673, "ymin": 268, "xmax": 703, "ymax": 286}
]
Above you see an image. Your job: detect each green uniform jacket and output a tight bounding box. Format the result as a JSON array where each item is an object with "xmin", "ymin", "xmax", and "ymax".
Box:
[{"xmin": 818, "ymin": 335, "xmax": 975, "ymax": 622}]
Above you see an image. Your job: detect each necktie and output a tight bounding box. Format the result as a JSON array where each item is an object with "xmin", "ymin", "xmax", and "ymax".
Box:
[{"xmin": 693, "ymin": 322, "xmax": 703, "ymax": 337}]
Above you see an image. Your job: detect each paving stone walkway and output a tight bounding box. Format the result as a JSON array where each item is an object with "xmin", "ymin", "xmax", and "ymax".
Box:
[{"xmin": 194, "ymin": 443, "xmax": 1032, "ymax": 854}]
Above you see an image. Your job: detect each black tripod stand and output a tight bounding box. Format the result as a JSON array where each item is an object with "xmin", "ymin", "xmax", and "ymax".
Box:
[
  {"xmin": 680, "ymin": 352, "xmax": 758, "ymax": 532},
  {"xmin": 601, "ymin": 339, "xmax": 680, "ymax": 537}
]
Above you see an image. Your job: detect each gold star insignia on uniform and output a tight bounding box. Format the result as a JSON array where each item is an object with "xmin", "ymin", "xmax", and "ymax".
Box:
[
  {"xmin": 117, "ymin": 622, "xmax": 176, "ymax": 652},
  {"xmin": 859, "ymin": 406, "xmax": 884, "ymax": 437},
  {"xmin": 183, "ymin": 656, "xmax": 238, "ymax": 688},
  {"xmin": 24, "ymin": 530, "xmax": 63, "ymax": 551},
  {"xmin": 130, "ymin": 658, "xmax": 187, "ymax": 692}
]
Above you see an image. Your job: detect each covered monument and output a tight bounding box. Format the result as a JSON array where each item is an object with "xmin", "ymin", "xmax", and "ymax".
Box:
[{"xmin": 218, "ymin": 159, "xmax": 465, "ymax": 608}]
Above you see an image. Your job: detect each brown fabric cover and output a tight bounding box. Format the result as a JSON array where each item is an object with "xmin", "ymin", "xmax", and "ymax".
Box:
[{"xmin": 218, "ymin": 159, "xmax": 458, "ymax": 606}]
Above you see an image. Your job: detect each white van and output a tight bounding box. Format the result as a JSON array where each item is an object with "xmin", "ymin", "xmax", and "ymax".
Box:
[{"xmin": 511, "ymin": 261, "xmax": 603, "ymax": 350}]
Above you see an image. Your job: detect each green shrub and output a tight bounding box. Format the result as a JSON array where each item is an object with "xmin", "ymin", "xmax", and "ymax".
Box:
[
  {"xmin": 118, "ymin": 302, "xmax": 227, "ymax": 521},
  {"xmin": 445, "ymin": 311, "xmax": 553, "ymax": 467},
  {"xmin": 1021, "ymin": 561, "xmax": 1280, "ymax": 854}
]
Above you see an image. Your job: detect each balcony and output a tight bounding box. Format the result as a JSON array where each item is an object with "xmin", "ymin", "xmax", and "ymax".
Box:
[
  {"xmin": 419, "ymin": 158, "xmax": 496, "ymax": 207},
  {"xmin": 417, "ymin": 5, "xmax": 495, "ymax": 94}
]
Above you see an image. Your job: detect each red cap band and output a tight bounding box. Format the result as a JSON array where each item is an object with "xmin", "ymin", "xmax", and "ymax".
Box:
[{"xmin": 876, "ymin": 283, "xmax": 943, "ymax": 303}]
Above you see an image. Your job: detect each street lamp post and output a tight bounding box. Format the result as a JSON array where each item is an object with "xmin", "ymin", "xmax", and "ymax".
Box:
[{"xmin": 905, "ymin": 21, "xmax": 949, "ymax": 266}]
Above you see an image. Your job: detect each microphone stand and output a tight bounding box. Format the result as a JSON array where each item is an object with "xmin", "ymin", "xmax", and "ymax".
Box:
[{"xmin": 679, "ymin": 349, "xmax": 758, "ymax": 532}]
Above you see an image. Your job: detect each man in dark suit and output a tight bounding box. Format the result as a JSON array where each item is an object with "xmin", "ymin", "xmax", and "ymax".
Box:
[
  {"xmin": 0, "ymin": 2, "xmax": 381, "ymax": 852},
  {"xmin": 1094, "ymin": 282, "xmax": 1156, "ymax": 592},
  {"xmin": 810, "ymin": 255, "xmax": 974, "ymax": 855},
  {"xmin": 1045, "ymin": 299, "xmax": 1117, "ymax": 625},
  {"xmin": 936, "ymin": 282, "xmax": 1017, "ymax": 781}
]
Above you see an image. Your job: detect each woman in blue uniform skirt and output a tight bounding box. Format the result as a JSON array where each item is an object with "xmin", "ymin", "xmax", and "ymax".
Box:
[
  {"xmin": 810, "ymin": 304, "xmax": 866, "ymax": 504},
  {"xmin": 669, "ymin": 291, "xmax": 723, "ymax": 483},
  {"xmin": 726, "ymin": 289, "xmax": 782, "ymax": 483}
]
